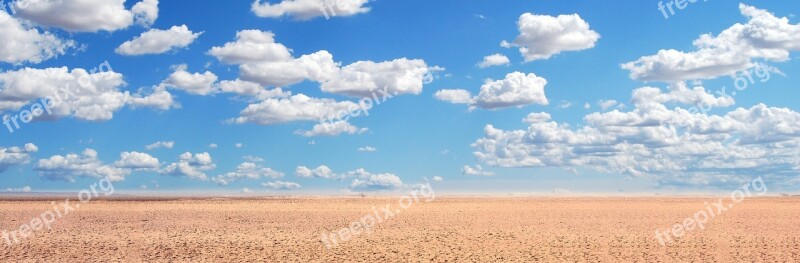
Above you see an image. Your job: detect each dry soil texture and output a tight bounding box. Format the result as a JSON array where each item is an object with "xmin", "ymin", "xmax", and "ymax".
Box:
[{"xmin": 0, "ymin": 197, "xmax": 798, "ymax": 262}]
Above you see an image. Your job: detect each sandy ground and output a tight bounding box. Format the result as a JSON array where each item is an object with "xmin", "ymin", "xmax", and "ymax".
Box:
[{"xmin": 0, "ymin": 197, "xmax": 798, "ymax": 262}]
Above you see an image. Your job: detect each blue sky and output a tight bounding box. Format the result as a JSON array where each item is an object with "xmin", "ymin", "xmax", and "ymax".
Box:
[{"xmin": 1, "ymin": 0, "xmax": 799, "ymax": 195}]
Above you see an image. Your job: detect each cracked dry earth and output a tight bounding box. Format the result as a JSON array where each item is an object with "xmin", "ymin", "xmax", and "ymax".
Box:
[{"xmin": 0, "ymin": 197, "xmax": 799, "ymax": 262}]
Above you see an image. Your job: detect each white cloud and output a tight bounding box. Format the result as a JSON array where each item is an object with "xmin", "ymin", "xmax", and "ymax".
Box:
[
  {"xmin": 631, "ymin": 82, "xmax": 734, "ymax": 108},
  {"xmin": 462, "ymin": 165, "xmax": 495, "ymax": 176},
  {"xmin": 116, "ymin": 25, "xmax": 202, "ymax": 56},
  {"xmin": 208, "ymin": 30, "xmax": 338, "ymax": 87},
  {"xmin": 241, "ymin": 187, "xmax": 252, "ymax": 193},
  {"xmin": 243, "ymin": 155, "xmax": 264, "ymax": 162},
  {"xmin": 35, "ymin": 149, "xmax": 130, "ymax": 182},
  {"xmin": 5, "ymin": 186, "xmax": 32, "ymax": 193},
  {"xmin": 431, "ymin": 176, "xmax": 443, "ymax": 182},
  {"xmin": 357, "ymin": 146, "xmax": 376, "ymax": 152},
  {"xmin": 127, "ymin": 86, "xmax": 177, "ymax": 110},
  {"xmin": 506, "ymin": 12, "xmax": 600, "ymax": 61},
  {"xmin": 472, "ymin": 84, "xmax": 800, "ymax": 186},
  {"xmin": 217, "ymin": 79, "xmax": 290, "ymax": 100},
  {"xmin": 296, "ymin": 120, "xmax": 367, "ymax": 137},
  {"xmin": 473, "ymin": 72, "xmax": 549, "ymax": 109},
  {"xmin": 0, "ymin": 143, "xmax": 37, "ymax": 173},
  {"xmin": 350, "ymin": 172, "xmax": 404, "ymax": 191},
  {"xmin": 295, "ymin": 165, "xmax": 335, "ymax": 179},
  {"xmin": 213, "ymin": 162, "xmax": 284, "ymax": 186},
  {"xmin": 295, "ymin": 165, "xmax": 405, "ymax": 191},
  {"xmin": 209, "ymin": 30, "xmax": 438, "ymax": 96},
  {"xmin": 437, "ymin": 72, "xmax": 548, "ymax": 110},
  {"xmin": 160, "ymin": 152, "xmax": 215, "ymax": 181},
  {"xmin": 207, "ymin": 30, "xmax": 293, "ymax": 65},
  {"xmin": 597, "ymin": 100, "xmax": 624, "ymax": 111},
  {"xmin": 0, "ymin": 67, "xmax": 174, "ymax": 121},
  {"xmin": 522, "ymin": 112, "xmax": 551, "ymax": 124},
  {"xmin": 145, "ymin": 141, "xmax": 174, "ymax": 150},
  {"xmin": 161, "ymin": 65, "xmax": 218, "ymax": 95},
  {"xmin": 262, "ymin": 180, "xmax": 301, "ymax": 190},
  {"xmin": 235, "ymin": 143, "xmax": 244, "ymax": 148},
  {"xmin": 131, "ymin": 0, "xmax": 159, "ymax": 27},
  {"xmin": 232, "ymin": 93, "xmax": 360, "ymax": 125},
  {"xmin": 251, "ymin": 0, "xmax": 371, "ymax": 20},
  {"xmin": 477, "ymin": 53, "xmax": 511, "ymax": 68},
  {"xmin": 622, "ymin": 4, "xmax": 800, "ymax": 82},
  {"xmin": 114, "ymin": 151, "xmax": 159, "ymax": 170},
  {"xmin": 14, "ymin": 0, "xmax": 159, "ymax": 32},
  {"xmin": 206, "ymin": 30, "xmax": 438, "ymax": 128},
  {"xmin": 0, "ymin": 11, "xmax": 75, "ymax": 65},
  {"xmin": 320, "ymin": 58, "xmax": 435, "ymax": 97},
  {"xmin": 208, "ymin": 143, "xmax": 218, "ymax": 149},
  {"xmin": 433, "ymin": 89, "xmax": 473, "ymax": 104},
  {"xmin": 557, "ymin": 101, "xmax": 572, "ymax": 109}
]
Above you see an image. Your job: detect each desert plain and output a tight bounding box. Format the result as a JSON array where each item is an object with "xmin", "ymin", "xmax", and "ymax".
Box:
[{"xmin": 0, "ymin": 197, "xmax": 798, "ymax": 262}]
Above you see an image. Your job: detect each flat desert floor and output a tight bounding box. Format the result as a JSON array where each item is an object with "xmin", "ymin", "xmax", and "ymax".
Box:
[{"xmin": 1, "ymin": 197, "xmax": 798, "ymax": 262}]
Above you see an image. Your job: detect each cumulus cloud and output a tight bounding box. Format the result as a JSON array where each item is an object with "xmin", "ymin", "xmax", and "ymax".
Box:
[
  {"xmin": 0, "ymin": 143, "xmax": 37, "ymax": 173},
  {"xmin": 14, "ymin": 0, "xmax": 159, "ymax": 32},
  {"xmin": 320, "ymin": 58, "xmax": 434, "ymax": 97},
  {"xmin": 262, "ymin": 180, "xmax": 301, "ymax": 190},
  {"xmin": 462, "ymin": 165, "xmax": 494, "ymax": 176},
  {"xmin": 296, "ymin": 120, "xmax": 367, "ymax": 137},
  {"xmin": 131, "ymin": 0, "xmax": 159, "ymax": 27},
  {"xmin": 477, "ymin": 53, "xmax": 511, "ymax": 68},
  {"xmin": 161, "ymin": 152, "xmax": 215, "ymax": 180},
  {"xmin": 213, "ymin": 162, "xmax": 284, "ymax": 186},
  {"xmin": 114, "ymin": 151, "xmax": 160, "ymax": 170},
  {"xmin": 350, "ymin": 172, "xmax": 404, "ymax": 191},
  {"xmin": 433, "ymin": 89, "xmax": 473, "ymax": 104},
  {"xmin": 207, "ymin": 30, "xmax": 293, "ymax": 65},
  {"xmin": 208, "ymin": 30, "xmax": 438, "ymax": 96},
  {"xmin": 251, "ymin": 0, "xmax": 371, "ymax": 20},
  {"xmin": 472, "ymin": 84, "xmax": 800, "ymax": 186},
  {"xmin": 160, "ymin": 64, "xmax": 218, "ymax": 96},
  {"xmin": 217, "ymin": 79, "xmax": 290, "ymax": 100},
  {"xmin": 295, "ymin": 165, "xmax": 335, "ymax": 179},
  {"xmin": 622, "ymin": 4, "xmax": 800, "ymax": 82},
  {"xmin": 116, "ymin": 25, "xmax": 202, "ymax": 56},
  {"xmin": 597, "ymin": 100, "xmax": 624, "ymax": 111},
  {"xmin": 0, "ymin": 66, "xmax": 174, "ymax": 121},
  {"xmin": 0, "ymin": 11, "xmax": 75, "ymax": 65},
  {"xmin": 431, "ymin": 176, "xmax": 444, "ymax": 182},
  {"xmin": 145, "ymin": 141, "xmax": 174, "ymax": 150},
  {"xmin": 505, "ymin": 12, "xmax": 600, "ymax": 61},
  {"xmin": 35, "ymin": 149, "xmax": 130, "ymax": 182},
  {"xmin": 231, "ymin": 94, "xmax": 360, "ymax": 125},
  {"xmin": 435, "ymin": 72, "xmax": 549, "ymax": 110},
  {"xmin": 295, "ymin": 165, "xmax": 405, "ymax": 191},
  {"xmin": 205, "ymin": 30, "xmax": 438, "ymax": 128},
  {"xmin": 208, "ymin": 30, "xmax": 338, "ymax": 87}
]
